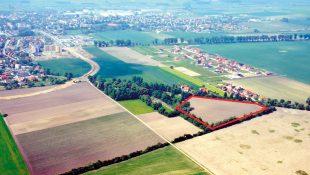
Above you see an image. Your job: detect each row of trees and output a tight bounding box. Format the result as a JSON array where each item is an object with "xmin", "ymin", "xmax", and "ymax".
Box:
[
  {"xmin": 171, "ymin": 131, "xmax": 207, "ymax": 144},
  {"xmin": 163, "ymin": 33, "xmax": 310, "ymax": 45},
  {"xmin": 95, "ymin": 33, "xmax": 310, "ymax": 48},
  {"xmin": 260, "ymin": 98, "xmax": 310, "ymax": 111},
  {"xmin": 94, "ymin": 39, "xmax": 149, "ymax": 47},
  {"xmin": 61, "ymin": 142, "xmax": 169, "ymax": 175}
]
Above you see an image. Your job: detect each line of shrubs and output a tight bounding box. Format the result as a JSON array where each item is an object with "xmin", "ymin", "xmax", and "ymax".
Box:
[
  {"xmin": 260, "ymin": 98, "xmax": 310, "ymax": 111},
  {"xmin": 60, "ymin": 142, "xmax": 169, "ymax": 175},
  {"xmin": 171, "ymin": 131, "xmax": 207, "ymax": 144}
]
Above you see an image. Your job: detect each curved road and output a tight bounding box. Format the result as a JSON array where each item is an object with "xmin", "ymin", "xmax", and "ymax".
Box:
[{"xmin": 0, "ymin": 47, "xmax": 100, "ymax": 100}]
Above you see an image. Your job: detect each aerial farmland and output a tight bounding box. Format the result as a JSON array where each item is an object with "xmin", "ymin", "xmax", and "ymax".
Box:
[
  {"xmin": 138, "ymin": 112, "xmax": 202, "ymax": 141},
  {"xmin": 0, "ymin": 82, "xmax": 166, "ymax": 175},
  {"xmin": 176, "ymin": 108, "xmax": 310, "ymax": 175},
  {"xmin": 0, "ymin": 1, "xmax": 310, "ymax": 175},
  {"xmin": 188, "ymin": 97, "xmax": 265, "ymax": 125}
]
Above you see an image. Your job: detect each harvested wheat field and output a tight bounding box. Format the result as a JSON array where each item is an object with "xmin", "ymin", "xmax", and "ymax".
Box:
[
  {"xmin": 189, "ymin": 97, "xmax": 263, "ymax": 124},
  {"xmin": 138, "ymin": 112, "xmax": 202, "ymax": 141},
  {"xmin": 101, "ymin": 47, "xmax": 164, "ymax": 67},
  {"xmin": 16, "ymin": 112, "xmax": 164, "ymax": 175},
  {"xmin": 176, "ymin": 108, "xmax": 310, "ymax": 175},
  {"xmin": 0, "ymin": 82, "xmax": 165, "ymax": 175},
  {"xmin": 0, "ymin": 82, "xmax": 124, "ymax": 134}
]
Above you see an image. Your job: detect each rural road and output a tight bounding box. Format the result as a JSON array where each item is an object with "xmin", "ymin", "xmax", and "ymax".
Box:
[{"xmin": 0, "ymin": 47, "xmax": 100, "ymax": 100}]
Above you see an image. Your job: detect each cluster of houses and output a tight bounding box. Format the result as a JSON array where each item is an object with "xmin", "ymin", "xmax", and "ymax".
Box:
[
  {"xmin": 0, "ymin": 36, "xmax": 46, "ymax": 90},
  {"xmin": 219, "ymin": 83, "xmax": 261, "ymax": 101},
  {"xmin": 170, "ymin": 45, "xmax": 273, "ymax": 79}
]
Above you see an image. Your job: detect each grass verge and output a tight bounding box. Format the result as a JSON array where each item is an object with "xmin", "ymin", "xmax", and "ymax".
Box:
[{"xmin": 0, "ymin": 116, "xmax": 29, "ymax": 175}]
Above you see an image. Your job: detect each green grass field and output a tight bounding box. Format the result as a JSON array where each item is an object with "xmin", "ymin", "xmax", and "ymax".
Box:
[
  {"xmin": 200, "ymin": 41, "xmax": 310, "ymax": 84},
  {"xmin": 162, "ymin": 67, "xmax": 224, "ymax": 96},
  {"xmin": 84, "ymin": 47, "xmax": 198, "ymax": 87},
  {"xmin": 119, "ymin": 99, "xmax": 154, "ymax": 115},
  {"xmin": 85, "ymin": 146, "xmax": 207, "ymax": 175},
  {"xmin": 132, "ymin": 46, "xmax": 225, "ymax": 82},
  {"xmin": 132, "ymin": 46, "xmax": 225, "ymax": 95},
  {"xmin": 0, "ymin": 116, "xmax": 29, "ymax": 175},
  {"xmin": 38, "ymin": 58, "xmax": 91, "ymax": 78}
]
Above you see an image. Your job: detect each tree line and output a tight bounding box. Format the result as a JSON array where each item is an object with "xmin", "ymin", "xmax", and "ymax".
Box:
[
  {"xmin": 94, "ymin": 39, "xmax": 149, "ymax": 47},
  {"xmin": 60, "ymin": 142, "xmax": 169, "ymax": 175},
  {"xmin": 89, "ymin": 76, "xmax": 188, "ymax": 118},
  {"xmin": 164, "ymin": 33, "xmax": 310, "ymax": 45},
  {"xmin": 94, "ymin": 33, "xmax": 310, "ymax": 47},
  {"xmin": 260, "ymin": 98, "xmax": 310, "ymax": 111}
]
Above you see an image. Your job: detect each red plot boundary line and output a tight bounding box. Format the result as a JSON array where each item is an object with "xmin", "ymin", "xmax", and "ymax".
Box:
[{"xmin": 175, "ymin": 96, "xmax": 269, "ymax": 131}]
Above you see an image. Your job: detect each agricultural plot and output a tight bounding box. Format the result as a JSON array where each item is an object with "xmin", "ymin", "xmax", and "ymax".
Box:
[
  {"xmin": 1, "ymin": 82, "xmax": 124, "ymax": 134},
  {"xmin": 0, "ymin": 117, "xmax": 29, "ymax": 175},
  {"xmin": 119, "ymin": 99, "xmax": 154, "ymax": 115},
  {"xmin": 188, "ymin": 97, "xmax": 264, "ymax": 124},
  {"xmin": 176, "ymin": 108, "xmax": 310, "ymax": 175},
  {"xmin": 16, "ymin": 112, "xmax": 164, "ymax": 175},
  {"xmin": 100, "ymin": 47, "xmax": 164, "ymax": 67},
  {"xmin": 200, "ymin": 41, "xmax": 310, "ymax": 84},
  {"xmin": 138, "ymin": 112, "xmax": 202, "ymax": 141},
  {"xmin": 85, "ymin": 146, "xmax": 207, "ymax": 175},
  {"xmin": 0, "ymin": 82, "xmax": 165, "ymax": 175},
  {"xmin": 84, "ymin": 47, "xmax": 198, "ymax": 87},
  {"xmin": 228, "ymin": 76, "xmax": 310, "ymax": 104},
  {"xmin": 163, "ymin": 67, "xmax": 224, "ymax": 95},
  {"xmin": 38, "ymin": 58, "xmax": 91, "ymax": 78}
]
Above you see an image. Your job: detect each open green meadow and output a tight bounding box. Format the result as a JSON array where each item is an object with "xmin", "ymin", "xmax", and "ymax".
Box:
[
  {"xmin": 85, "ymin": 146, "xmax": 207, "ymax": 175},
  {"xmin": 38, "ymin": 58, "xmax": 91, "ymax": 78},
  {"xmin": 132, "ymin": 46, "xmax": 225, "ymax": 82},
  {"xmin": 84, "ymin": 47, "xmax": 198, "ymax": 87},
  {"xmin": 132, "ymin": 46, "xmax": 225, "ymax": 95},
  {"xmin": 162, "ymin": 67, "xmax": 224, "ymax": 96},
  {"xmin": 0, "ymin": 116, "xmax": 29, "ymax": 175},
  {"xmin": 119, "ymin": 99, "xmax": 154, "ymax": 115},
  {"xmin": 200, "ymin": 41, "xmax": 310, "ymax": 84}
]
